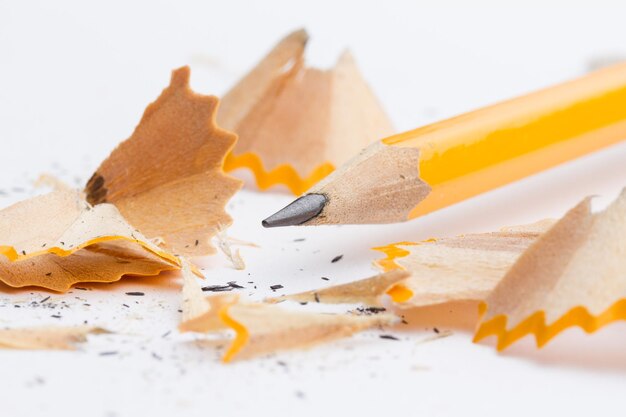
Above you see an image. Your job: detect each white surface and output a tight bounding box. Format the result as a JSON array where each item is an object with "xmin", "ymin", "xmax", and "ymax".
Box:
[{"xmin": 1, "ymin": 1, "xmax": 626, "ymax": 416}]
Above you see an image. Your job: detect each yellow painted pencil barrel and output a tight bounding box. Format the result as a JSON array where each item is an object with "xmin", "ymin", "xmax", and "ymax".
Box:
[{"xmin": 385, "ymin": 63, "xmax": 626, "ymax": 219}]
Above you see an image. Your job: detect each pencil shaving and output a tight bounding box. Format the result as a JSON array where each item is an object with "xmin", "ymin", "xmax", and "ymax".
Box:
[
  {"xmin": 0, "ymin": 190, "xmax": 179, "ymax": 291},
  {"xmin": 215, "ymin": 225, "xmax": 245, "ymax": 270},
  {"xmin": 217, "ymin": 299, "xmax": 396, "ymax": 362},
  {"xmin": 269, "ymin": 270, "xmax": 410, "ymax": 306},
  {"xmin": 374, "ymin": 219, "xmax": 554, "ymax": 308},
  {"xmin": 225, "ymin": 236, "xmax": 259, "ymax": 248},
  {"xmin": 179, "ymin": 264, "xmax": 395, "ymax": 361},
  {"xmin": 34, "ymin": 173, "xmax": 73, "ymax": 192},
  {"xmin": 0, "ymin": 326, "xmax": 108, "ymax": 350},
  {"xmin": 475, "ymin": 191, "xmax": 626, "ymax": 350},
  {"xmin": 219, "ymin": 29, "xmax": 394, "ymax": 195},
  {"xmin": 85, "ymin": 66, "xmax": 242, "ymax": 257},
  {"xmin": 273, "ymin": 221, "xmax": 550, "ymax": 310},
  {"xmin": 179, "ymin": 261, "xmax": 237, "ymax": 333}
]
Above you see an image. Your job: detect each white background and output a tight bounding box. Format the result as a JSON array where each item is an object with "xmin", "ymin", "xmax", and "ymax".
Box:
[{"xmin": 1, "ymin": 1, "xmax": 626, "ymax": 416}]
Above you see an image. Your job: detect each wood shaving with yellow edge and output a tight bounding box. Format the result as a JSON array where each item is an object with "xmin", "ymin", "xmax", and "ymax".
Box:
[
  {"xmin": 216, "ymin": 298, "xmax": 396, "ymax": 362},
  {"xmin": 219, "ymin": 29, "xmax": 394, "ymax": 195},
  {"xmin": 268, "ymin": 270, "xmax": 410, "ymax": 307},
  {"xmin": 475, "ymin": 190, "xmax": 626, "ymax": 350},
  {"xmin": 373, "ymin": 220, "xmax": 554, "ymax": 308},
  {"xmin": 178, "ymin": 262, "xmax": 396, "ymax": 362},
  {"xmin": 0, "ymin": 189, "xmax": 180, "ymax": 291},
  {"xmin": 290, "ymin": 220, "xmax": 552, "ymax": 309},
  {"xmin": 179, "ymin": 261, "xmax": 238, "ymax": 333},
  {"xmin": 85, "ymin": 66, "xmax": 242, "ymax": 257},
  {"xmin": 0, "ymin": 326, "xmax": 108, "ymax": 350}
]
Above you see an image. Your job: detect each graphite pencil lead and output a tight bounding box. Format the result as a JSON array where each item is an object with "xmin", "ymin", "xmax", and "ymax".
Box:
[{"xmin": 262, "ymin": 194, "xmax": 327, "ymax": 227}]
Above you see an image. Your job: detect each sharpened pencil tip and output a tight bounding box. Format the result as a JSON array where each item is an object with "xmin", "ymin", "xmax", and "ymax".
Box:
[{"xmin": 262, "ymin": 194, "xmax": 327, "ymax": 227}]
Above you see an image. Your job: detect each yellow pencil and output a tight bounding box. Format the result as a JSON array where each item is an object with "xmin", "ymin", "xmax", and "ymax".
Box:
[{"xmin": 263, "ymin": 62, "xmax": 626, "ymax": 227}]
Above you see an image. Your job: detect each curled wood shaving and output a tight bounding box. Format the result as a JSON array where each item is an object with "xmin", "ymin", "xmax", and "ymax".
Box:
[
  {"xmin": 179, "ymin": 263, "xmax": 396, "ymax": 361},
  {"xmin": 475, "ymin": 190, "xmax": 626, "ymax": 350},
  {"xmin": 85, "ymin": 66, "xmax": 241, "ymax": 257},
  {"xmin": 0, "ymin": 190, "xmax": 179, "ymax": 291},
  {"xmin": 283, "ymin": 221, "xmax": 552, "ymax": 309},
  {"xmin": 373, "ymin": 220, "xmax": 554, "ymax": 308},
  {"xmin": 268, "ymin": 270, "xmax": 410, "ymax": 306},
  {"xmin": 0, "ymin": 326, "xmax": 108, "ymax": 350},
  {"xmin": 217, "ymin": 298, "xmax": 396, "ymax": 362},
  {"xmin": 219, "ymin": 29, "xmax": 394, "ymax": 195}
]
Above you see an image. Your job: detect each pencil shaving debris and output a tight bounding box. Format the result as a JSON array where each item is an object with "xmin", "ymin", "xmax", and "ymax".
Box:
[
  {"xmin": 273, "ymin": 220, "xmax": 552, "ymax": 310},
  {"xmin": 0, "ymin": 326, "xmax": 108, "ymax": 350},
  {"xmin": 34, "ymin": 173, "xmax": 73, "ymax": 192},
  {"xmin": 219, "ymin": 29, "xmax": 394, "ymax": 195},
  {"xmin": 179, "ymin": 263, "xmax": 397, "ymax": 362},
  {"xmin": 179, "ymin": 261, "xmax": 234, "ymax": 333},
  {"xmin": 375, "ymin": 219, "xmax": 554, "ymax": 308},
  {"xmin": 268, "ymin": 270, "xmax": 410, "ymax": 307},
  {"xmin": 215, "ymin": 225, "xmax": 245, "ymax": 270},
  {"xmin": 218, "ymin": 300, "xmax": 397, "ymax": 362},
  {"xmin": 0, "ymin": 190, "xmax": 180, "ymax": 291},
  {"xmin": 475, "ymin": 190, "xmax": 626, "ymax": 350},
  {"xmin": 85, "ymin": 66, "xmax": 242, "ymax": 257}
]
